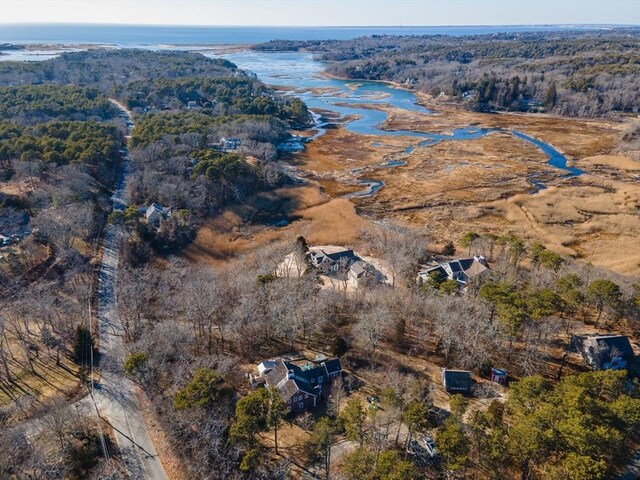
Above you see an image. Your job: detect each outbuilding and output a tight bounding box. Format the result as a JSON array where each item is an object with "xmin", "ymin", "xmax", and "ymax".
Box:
[{"xmin": 441, "ymin": 369, "xmax": 472, "ymax": 394}]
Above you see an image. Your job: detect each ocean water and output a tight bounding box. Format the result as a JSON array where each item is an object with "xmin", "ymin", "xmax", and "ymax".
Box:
[{"xmin": 0, "ymin": 23, "xmax": 595, "ymax": 45}]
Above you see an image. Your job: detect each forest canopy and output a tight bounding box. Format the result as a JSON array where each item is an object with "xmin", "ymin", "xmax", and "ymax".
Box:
[
  {"xmin": 0, "ymin": 49, "xmax": 239, "ymax": 89},
  {"xmin": 255, "ymin": 29, "xmax": 640, "ymax": 117},
  {"xmin": 117, "ymin": 77, "xmax": 312, "ymax": 127},
  {"xmin": 0, "ymin": 84, "xmax": 118, "ymax": 124},
  {"xmin": 0, "ymin": 120, "xmax": 121, "ymax": 169}
]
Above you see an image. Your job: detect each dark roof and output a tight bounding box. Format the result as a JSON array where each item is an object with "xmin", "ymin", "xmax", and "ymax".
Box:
[
  {"xmin": 449, "ymin": 261, "xmax": 463, "ymax": 273},
  {"xmin": 420, "ymin": 266, "xmax": 447, "ymax": 280},
  {"xmin": 589, "ymin": 335, "xmax": 634, "ymax": 359},
  {"xmin": 458, "ymin": 258, "xmax": 474, "ymax": 270},
  {"xmin": 325, "ymin": 249, "xmax": 355, "ymax": 262},
  {"xmin": 294, "ymin": 364, "xmax": 327, "ymax": 383},
  {"xmin": 419, "ymin": 257, "xmax": 489, "ymax": 283},
  {"xmin": 323, "ymin": 358, "xmax": 343, "ymax": 375},
  {"xmin": 442, "ymin": 370, "xmax": 472, "ymax": 391},
  {"xmin": 263, "ymin": 358, "xmax": 340, "ymax": 399}
]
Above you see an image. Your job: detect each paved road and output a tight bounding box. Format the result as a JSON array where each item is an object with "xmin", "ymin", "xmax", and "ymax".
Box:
[{"xmin": 93, "ymin": 101, "xmax": 168, "ymax": 479}]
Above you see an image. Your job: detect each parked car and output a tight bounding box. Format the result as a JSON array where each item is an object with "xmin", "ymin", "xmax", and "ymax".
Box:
[
  {"xmin": 421, "ymin": 435, "xmax": 438, "ymax": 457},
  {"xmin": 407, "ymin": 435, "xmax": 439, "ymax": 460}
]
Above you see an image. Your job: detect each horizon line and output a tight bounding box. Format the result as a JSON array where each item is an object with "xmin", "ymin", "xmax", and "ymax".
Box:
[{"xmin": 0, "ymin": 22, "xmax": 638, "ymax": 28}]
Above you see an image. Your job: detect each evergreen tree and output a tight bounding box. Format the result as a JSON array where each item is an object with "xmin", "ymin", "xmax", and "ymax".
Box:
[
  {"xmin": 72, "ymin": 325, "xmax": 96, "ymax": 366},
  {"xmin": 340, "ymin": 398, "xmax": 367, "ymax": 447}
]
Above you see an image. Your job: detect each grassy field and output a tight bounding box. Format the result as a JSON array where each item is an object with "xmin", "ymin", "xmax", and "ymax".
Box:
[{"xmin": 183, "ymin": 185, "xmax": 370, "ymax": 266}]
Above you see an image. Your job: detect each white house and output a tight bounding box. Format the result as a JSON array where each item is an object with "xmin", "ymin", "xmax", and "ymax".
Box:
[{"xmin": 145, "ymin": 203, "xmax": 171, "ymax": 226}]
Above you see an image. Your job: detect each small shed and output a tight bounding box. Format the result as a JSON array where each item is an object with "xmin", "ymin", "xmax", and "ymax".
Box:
[
  {"xmin": 583, "ymin": 335, "xmax": 635, "ymax": 370},
  {"xmin": 442, "ymin": 369, "xmax": 472, "ymax": 394},
  {"xmin": 490, "ymin": 368, "xmax": 508, "ymax": 385}
]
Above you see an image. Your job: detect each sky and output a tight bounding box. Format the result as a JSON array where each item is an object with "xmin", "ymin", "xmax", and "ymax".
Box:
[{"xmin": 0, "ymin": 0, "xmax": 638, "ymax": 26}]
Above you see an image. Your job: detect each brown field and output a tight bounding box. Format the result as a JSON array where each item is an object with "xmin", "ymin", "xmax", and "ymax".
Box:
[
  {"xmin": 184, "ymin": 96, "xmax": 639, "ymax": 277},
  {"xmin": 183, "ymin": 185, "xmax": 370, "ymax": 266},
  {"xmin": 0, "ymin": 334, "xmax": 83, "ymax": 420},
  {"xmin": 297, "ymin": 101, "xmax": 640, "ymax": 277}
]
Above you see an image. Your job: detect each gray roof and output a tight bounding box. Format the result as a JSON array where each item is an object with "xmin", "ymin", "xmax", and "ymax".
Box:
[
  {"xmin": 310, "ymin": 248, "xmax": 356, "ymax": 264},
  {"xmin": 264, "ymin": 358, "xmax": 342, "ymax": 400},
  {"xmin": 418, "ymin": 256, "xmax": 489, "ymax": 284},
  {"xmin": 350, "ymin": 261, "xmax": 367, "ymax": 277}
]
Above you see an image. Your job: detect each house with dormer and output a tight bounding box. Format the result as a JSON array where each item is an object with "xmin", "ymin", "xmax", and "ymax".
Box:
[
  {"xmin": 307, "ymin": 246, "xmax": 357, "ymax": 274},
  {"xmin": 250, "ymin": 357, "xmax": 343, "ymax": 412},
  {"xmin": 145, "ymin": 203, "xmax": 171, "ymax": 226},
  {"xmin": 417, "ymin": 255, "xmax": 490, "ymax": 287}
]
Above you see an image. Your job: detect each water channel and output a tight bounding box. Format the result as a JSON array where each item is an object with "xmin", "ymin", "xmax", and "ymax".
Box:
[{"xmin": 221, "ymin": 50, "xmax": 584, "ymax": 196}]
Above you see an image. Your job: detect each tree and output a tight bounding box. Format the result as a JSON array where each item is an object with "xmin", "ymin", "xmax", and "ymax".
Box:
[
  {"xmin": 551, "ymin": 453, "xmax": 607, "ymax": 480},
  {"xmin": 587, "ymin": 279, "xmax": 622, "ymax": 325},
  {"xmin": 239, "ymin": 447, "xmax": 261, "ymax": 472},
  {"xmin": 449, "ymin": 394, "xmax": 468, "ymax": 420},
  {"xmin": 340, "ymin": 398, "xmax": 367, "ymax": 447},
  {"xmin": 527, "ymin": 288, "xmax": 563, "ymax": 320},
  {"xmin": 267, "ymin": 387, "xmax": 287, "ymax": 455},
  {"xmin": 439, "ymin": 278, "xmax": 459, "ymax": 296},
  {"xmin": 438, "ymin": 418, "xmax": 470, "ymax": 473},
  {"xmin": 328, "ymin": 376, "xmax": 346, "ymax": 417},
  {"xmin": 173, "ymin": 368, "xmax": 223, "ymax": 410},
  {"xmin": 343, "ymin": 448, "xmax": 419, "ymax": 480},
  {"xmin": 230, "ymin": 389, "xmax": 270, "ymax": 446},
  {"xmin": 530, "ymin": 242, "xmax": 547, "ymax": 269},
  {"xmin": 460, "ymin": 231, "xmax": 480, "ymax": 256},
  {"xmin": 375, "ymin": 450, "xmax": 420, "ymax": 479},
  {"xmin": 502, "ymin": 370, "xmax": 640, "ymax": 478},
  {"xmin": 123, "ymin": 351, "xmax": 147, "ymax": 378},
  {"xmin": 500, "ymin": 234, "xmax": 526, "ymax": 269},
  {"xmin": 333, "ymin": 336, "xmax": 349, "ymax": 357},
  {"xmin": 402, "ymin": 399, "xmax": 430, "ymax": 452},
  {"xmin": 305, "ymin": 417, "xmax": 337, "ymax": 479},
  {"xmin": 545, "ymin": 83, "xmax": 558, "ymax": 109},
  {"xmin": 123, "ymin": 205, "xmax": 140, "ymax": 224},
  {"xmin": 556, "ymin": 273, "xmax": 585, "ymax": 319},
  {"xmin": 480, "ymin": 281, "xmax": 528, "ymax": 341},
  {"xmin": 362, "ymin": 224, "xmax": 426, "ymax": 288},
  {"xmin": 442, "ymin": 241, "xmax": 456, "ymax": 256},
  {"xmin": 230, "ymin": 387, "xmax": 286, "ymax": 456},
  {"xmin": 539, "ymin": 249, "xmax": 564, "ymax": 274},
  {"xmin": 343, "ymin": 447, "xmax": 375, "ymax": 480},
  {"xmin": 71, "ymin": 326, "xmax": 96, "ymax": 366},
  {"xmin": 107, "ymin": 210, "xmax": 124, "ymax": 225}
]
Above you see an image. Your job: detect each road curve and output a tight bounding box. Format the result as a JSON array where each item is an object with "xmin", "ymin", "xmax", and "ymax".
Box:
[{"xmin": 94, "ymin": 100, "xmax": 169, "ymax": 479}]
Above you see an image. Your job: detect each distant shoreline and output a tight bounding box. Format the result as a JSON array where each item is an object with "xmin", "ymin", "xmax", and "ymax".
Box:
[{"xmin": 2, "ymin": 23, "xmax": 634, "ymax": 47}]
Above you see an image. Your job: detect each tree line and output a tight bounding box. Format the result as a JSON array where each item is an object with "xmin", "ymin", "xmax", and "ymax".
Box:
[{"xmin": 255, "ymin": 29, "xmax": 640, "ymax": 117}]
